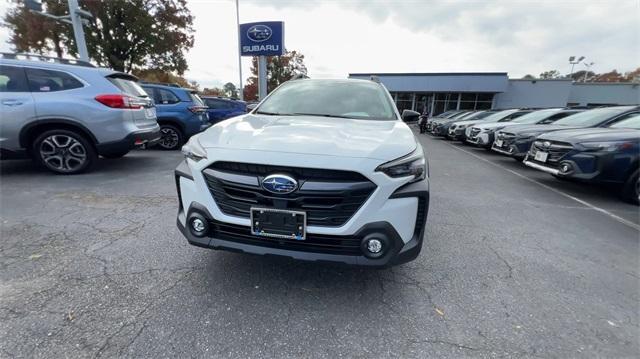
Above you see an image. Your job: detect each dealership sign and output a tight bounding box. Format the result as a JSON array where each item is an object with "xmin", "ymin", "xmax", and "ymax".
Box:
[{"xmin": 239, "ymin": 21, "xmax": 285, "ymax": 56}]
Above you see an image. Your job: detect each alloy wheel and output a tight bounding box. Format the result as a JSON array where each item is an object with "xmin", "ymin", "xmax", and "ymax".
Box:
[
  {"xmin": 635, "ymin": 177, "xmax": 640, "ymax": 202},
  {"xmin": 159, "ymin": 127, "xmax": 180, "ymax": 149},
  {"xmin": 39, "ymin": 135, "xmax": 87, "ymax": 173}
]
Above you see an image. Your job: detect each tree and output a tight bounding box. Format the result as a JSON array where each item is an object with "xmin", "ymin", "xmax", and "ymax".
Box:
[
  {"xmin": 202, "ymin": 87, "xmax": 224, "ymax": 96},
  {"xmin": 521, "ymin": 74, "xmax": 535, "ymax": 80},
  {"xmin": 133, "ymin": 68, "xmax": 196, "ymax": 89},
  {"xmin": 243, "ymin": 50, "xmax": 308, "ymax": 101},
  {"xmin": 539, "ymin": 70, "xmax": 561, "ymax": 79},
  {"xmin": 569, "ymin": 70, "xmax": 596, "ymax": 82},
  {"xmin": 2, "ymin": 0, "xmax": 69, "ymax": 58},
  {"xmin": 594, "ymin": 70, "xmax": 625, "ymax": 82},
  {"xmin": 2, "ymin": 0, "xmax": 195, "ymax": 74},
  {"xmin": 623, "ymin": 67, "xmax": 640, "ymax": 82},
  {"xmin": 223, "ymin": 82, "xmax": 238, "ymax": 99}
]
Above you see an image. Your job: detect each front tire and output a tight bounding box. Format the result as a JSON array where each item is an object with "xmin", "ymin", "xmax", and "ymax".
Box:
[
  {"xmin": 621, "ymin": 169, "xmax": 639, "ymax": 205},
  {"xmin": 157, "ymin": 124, "xmax": 184, "ymax": 150},
  {"xmin": 32, "ymin": 129, "xmax": 97, "ymax": 174}
]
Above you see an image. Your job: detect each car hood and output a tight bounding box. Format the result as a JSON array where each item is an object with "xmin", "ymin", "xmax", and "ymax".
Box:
[
  {"xmin": 507, "ymin": 124, "xmax": 582, "ymax": 136},
  {"xmin": 197, "ymin": 114, "xmax": 417, "ymax": 160},
  {"xmin": 537, "ymin": 128, "xmax": 640, "ymax": 143}
]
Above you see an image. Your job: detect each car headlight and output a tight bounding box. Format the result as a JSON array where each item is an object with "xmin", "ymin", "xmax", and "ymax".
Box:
[
  {"xmin": 376, "ymin": 144, "xmax": 426, "ymax": 183},
  {"xmin": 580, "ymin": 141, "xmax": 634, "ymax": 152},
  {"xmin": 181, "ymin": 134, "xmax": 207, "ymax": 161}
]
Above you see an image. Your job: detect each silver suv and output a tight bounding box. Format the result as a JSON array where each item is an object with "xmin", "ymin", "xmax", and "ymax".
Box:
[{"xmin": 0, "ymin": 53, "xmax": 160, "ymax": 174}]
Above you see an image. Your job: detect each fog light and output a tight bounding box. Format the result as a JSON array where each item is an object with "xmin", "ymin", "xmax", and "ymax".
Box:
[
  {"xmin": 191, "ymin": 218, "xmax": 205, "ymax": 233},
  {"xmin": 559, "ymin": 162, "xmax": 573, "ymax": 174},
  {"xmin": 188, "ymin": 213, "xmax": 209, "ymax": 237},
  {"xmin": 367, "ymin": 239, "xmax": 383, "ymax": 254}
]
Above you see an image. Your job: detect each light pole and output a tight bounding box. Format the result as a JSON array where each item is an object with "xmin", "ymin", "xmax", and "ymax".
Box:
[
  {"xmin": 24, "ymin": 0, "xmax": 92, "ymax": 62},
  {"xmin": 568, "ymin": 56, "xmax": 585, "ymax": 80}
]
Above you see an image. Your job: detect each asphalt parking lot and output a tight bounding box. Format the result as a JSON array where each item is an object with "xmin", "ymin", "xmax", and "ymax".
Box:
[{"xmin": 1, "ymin": 132, "xmax": 638, "ymax": 358}]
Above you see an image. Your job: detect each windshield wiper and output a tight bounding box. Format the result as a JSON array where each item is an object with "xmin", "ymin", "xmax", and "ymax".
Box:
[
  {"xmin": 291, "ymin": 112, "xmax": 354, "ymax": 119},
  {"xmin": 254, "ymin": 110, "xmax": 294, "ymax": 116}
]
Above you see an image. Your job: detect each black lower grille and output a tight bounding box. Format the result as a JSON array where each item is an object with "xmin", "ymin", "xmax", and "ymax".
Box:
[
  {"xmin": 530, "ymin": 140, "xmax": 573, "ymax": 165},
  {"xmin": 210, "ymin": 221, "xmax": 362, "ymax": 255},
  {"xmin": 204, "ymin": 162, "xmax": 376, "ymax": 227}
]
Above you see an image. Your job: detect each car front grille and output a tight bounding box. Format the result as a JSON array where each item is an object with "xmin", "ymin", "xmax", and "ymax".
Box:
[
  {"xmin": 203, "ymin": 161, "xmax": 377, "ymax": 227},
  {"xmin": 209, "ymin": 220, "xmax": 363, "ymax": 255},
  {"xmin": 529, "ymin": 140, "xmax": 573, "ymax": 166},
  {"xmin": 496, "ymin": 132, "xmax": 517, "ymax": 147}
]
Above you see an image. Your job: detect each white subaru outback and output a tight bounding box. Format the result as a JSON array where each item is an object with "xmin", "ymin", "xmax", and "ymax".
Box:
[{"xmin": 175, "ymin": 78, "xmax": 429, "ymax": 267}]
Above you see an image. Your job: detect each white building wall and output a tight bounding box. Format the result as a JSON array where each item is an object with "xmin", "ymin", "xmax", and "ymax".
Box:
[{"xmin": 493, "ymin": 80, "xmax": 572, "ymax": 109}]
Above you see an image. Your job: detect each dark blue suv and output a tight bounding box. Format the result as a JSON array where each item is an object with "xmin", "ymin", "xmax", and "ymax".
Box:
[
  {"xmin": 201, "ymin": 96, "xmax": 246, "ymax": 124},
  {"xmin": 141, "ymin": 83, "xmax": 209, "ymax": 150}
]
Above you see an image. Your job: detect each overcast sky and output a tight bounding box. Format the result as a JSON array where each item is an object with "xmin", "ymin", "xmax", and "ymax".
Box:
[{"xmin": 1, "ymin": 0, "xmax": 638, "ymax": 89}]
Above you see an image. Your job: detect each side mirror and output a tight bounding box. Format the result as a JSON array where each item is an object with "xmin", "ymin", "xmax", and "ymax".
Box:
[
  {"xmin": 246, "ymin": 103, "xmax": 257, "ymax": 112},
  {"xmin": 401, "ymin": 109, "xmax": 420, "ymax": 122}
]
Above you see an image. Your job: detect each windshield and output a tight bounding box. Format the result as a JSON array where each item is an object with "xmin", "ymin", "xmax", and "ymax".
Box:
[
  {"xmin": 255, "ymin": 80, "xmax": 396, "ymax": 120},
  {"xmin": 511, "ymin": 109, "xmax": 561, "ymax": 124},
  {"xmin": 608, "ymin": 113, "xmax": 640, "ymax": 129},
  {"xmin": 553, "ymin": 107, "xmax": 634, "ymax": 127},
  {"xmin": 478, "ymin": 109, "xmax": 517, "ymax": 123}
]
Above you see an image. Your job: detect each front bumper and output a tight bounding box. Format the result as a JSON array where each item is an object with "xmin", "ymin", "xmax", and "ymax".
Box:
[
  {"xmin": 467, "ymin": 132, "xmax": 493, "ymax": 147},
  {"xmin": 175, "ymin": 159, "xmax": 430, "ymax": 268}
]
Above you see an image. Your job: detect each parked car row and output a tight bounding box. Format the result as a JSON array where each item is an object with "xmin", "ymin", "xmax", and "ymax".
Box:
[
  {"xmin": 0, "ymin": 53, "xmax": 247, "ymax": 174},
  {"xmin": 421, "ymin": 106, "xmax": 640, "ymax": 204}
]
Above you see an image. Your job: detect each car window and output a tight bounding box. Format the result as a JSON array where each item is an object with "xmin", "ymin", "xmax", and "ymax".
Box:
[
  {"xmin": 25, "ymin": 68, "xmax": 84, "ymax": 92},
  {"xmin": 205, "ymin": 99, "xmax": 228, "ymax": 109},
  {"xmin": 0, "ymin": 65, "xmax": 29, "ymax": 92},
  {"xmin": 109, "ymin": 76, "xmax": 148, "ymax": 97},
  {"xmin": 504, "ymin": 111, "xmax": 532, "ymax": 121},
  {"xmin": 553, "ymin": 106, "xmax": 635, "ymax": 127},
  {"xmin": 511, "ymin": 109, "xmax": 560, "ymax": 124},
  {"xmin": 256, "ymin": 80, "xmax": 396, "ymax": 121},
  {"xmin": 539, "ymin": 111, "xmax": 576, "ymax": 124},
  {"xmin": 153, "ymin": 88, "xmax": 180, "ymax": 104},
  {"xmin": 189, "ymin": 92, "xmax": 205, "ymax": 106},
  {"xmin": 608, "ymin": 113, "xmax": 640, "ymax": 129},
  {"xmin": 479, "ymin": 109, "xmax": 518, "ymax": 123}
]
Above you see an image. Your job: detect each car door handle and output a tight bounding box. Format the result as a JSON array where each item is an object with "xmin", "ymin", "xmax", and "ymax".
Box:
[{"xmin": 2, "ymin": 100, "xmax": 24, "ymax": 106}]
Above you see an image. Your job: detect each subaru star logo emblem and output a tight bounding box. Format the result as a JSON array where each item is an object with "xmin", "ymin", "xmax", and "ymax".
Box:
[
  {"xmin": 247, "ymin": 25, "xmax": 272, "ymax": 42},
  {"xmin": 262, "ymin": 174, "xmax": 298, "ymax": 194}
]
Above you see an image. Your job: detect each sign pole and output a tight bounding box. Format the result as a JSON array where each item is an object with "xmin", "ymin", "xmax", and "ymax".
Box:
[
  {"xmin": 235, "ymin": 0, "xmax": 243, "ymax": 101},
  {"xmin": 258, "ymin": 55, "xmax": 267, "ymax": 100}
]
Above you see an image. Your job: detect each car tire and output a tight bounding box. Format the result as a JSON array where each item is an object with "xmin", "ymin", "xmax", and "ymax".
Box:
[
  {"xmin": 157, "ymin": 124, "xmax": 183, "ymax": 151},
  {"xmin": 102, "ymin": 150, "xmax": 130, "ymax": 159},
  {"xmin": 621, "ymin": 169, "xmax": 639, "ymax": 205},
  {"xmin": 32, "ymin": 129, "xmax": 97, "ymax": 175}
]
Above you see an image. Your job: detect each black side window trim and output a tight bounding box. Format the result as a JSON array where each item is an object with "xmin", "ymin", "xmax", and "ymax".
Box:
[{"xmin": 24, "ymin": 67, "xmax": 85, "ymax": 93}]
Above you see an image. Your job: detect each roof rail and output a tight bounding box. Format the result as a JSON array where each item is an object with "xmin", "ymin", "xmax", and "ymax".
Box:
[
  {"xmin": 140, "ymin": 81, "xmax": 182, "ymax": 88},
  {"xmin": 0, "ymin": 52, "xmax": 96, "ymax": 68}
]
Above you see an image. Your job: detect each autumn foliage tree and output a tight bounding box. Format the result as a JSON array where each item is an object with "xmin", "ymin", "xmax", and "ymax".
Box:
[
  {"xmin": 3, "ymin": 0, "xmax": 195, "ymax": 74},
  {"xmin": 243, "ymin": 50, "xmax": 308, "ymax": 101}
]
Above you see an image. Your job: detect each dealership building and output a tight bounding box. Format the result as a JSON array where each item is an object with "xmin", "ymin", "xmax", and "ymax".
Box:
[{"xmin": 348, "ymin": 72, "xmax": 640, "ymax": 116}]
